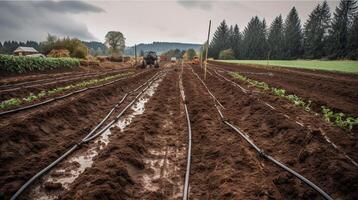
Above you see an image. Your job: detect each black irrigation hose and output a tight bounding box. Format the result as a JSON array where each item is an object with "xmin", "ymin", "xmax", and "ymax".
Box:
[
  {"xmin": 0, "ymin": 71, "xmax": 147, "ymax": 117},
  {"xmin": 10, "ymin": 70, "xmax": 163, "ymax": 200},
  {"xmin": 189, "ymin": 66, "xmax": 334, "ymax": 200},
  {"xmin": 179, "ymin": 65, "xmax": 192, "ymax": 200}
]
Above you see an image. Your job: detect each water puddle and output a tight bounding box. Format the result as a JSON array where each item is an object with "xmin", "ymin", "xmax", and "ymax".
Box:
[
  {"xmin": 29, "ymin": 77, "xmax": 163, "ymax": 200},
  {"xmin": 142, "ymin": 144, "xmax": 186, "ymax": 199},
  {"xmin": 139, "ymin": 107, "xmax": 186, "ymax": 198}
]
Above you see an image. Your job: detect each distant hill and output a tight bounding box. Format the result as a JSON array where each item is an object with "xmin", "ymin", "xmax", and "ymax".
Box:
[
  {"xmin": 125, "ymin": 42, "xmax": 201, "ymax": 55},
  {"xmin": 82, "ymin": 41, "xmax": 108, "ymax": 55}
]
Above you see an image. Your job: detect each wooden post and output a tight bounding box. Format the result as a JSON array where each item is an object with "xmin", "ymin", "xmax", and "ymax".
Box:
[
  {"xmin": 134, "ymin": 44, "xmax": 137, "ymax": 65},
  {"xmin": 267, "ymin": 50, "xmax": 270, "ymax": 66},
  {"xmin": 200, "ymin": 45, "xmax": 203, "ymax": 69},
  {"xmin": 204, "ymin": 20, "xmax": 211, "ymax": 80}
]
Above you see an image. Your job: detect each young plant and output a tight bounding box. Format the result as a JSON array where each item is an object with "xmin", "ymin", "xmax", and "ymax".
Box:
[
  {"xmin": 272, "ymin": 88, "xmax": 286, "ymax": 97},
  {"xmin": 0, "ymin": 98, "xmax": 22, "ymax": 109},
  {"xmin": 0, "ymin": 72, "xmax": 134, "ymax": 110}
]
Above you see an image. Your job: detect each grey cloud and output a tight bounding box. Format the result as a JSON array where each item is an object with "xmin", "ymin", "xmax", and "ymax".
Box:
[
  {"xmin": 33, "ymin": 1, "xmax": 105, "ymax": 13},
  {"xmin": 0, "ymin": 1, "xmax": 104, "ymax": 42},
  {"xmin": 177, "ymin": 0, "xmax": 213, "ymax": 10}
]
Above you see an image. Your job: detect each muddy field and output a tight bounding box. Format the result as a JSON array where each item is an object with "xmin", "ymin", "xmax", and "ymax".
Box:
[
  {"xmin": 0, "ymin": 63, "xmax": 357, "ymax": 200},
  {"xmin": 209, "ymin": 61, "xmax": 358, "ymax": 118}
]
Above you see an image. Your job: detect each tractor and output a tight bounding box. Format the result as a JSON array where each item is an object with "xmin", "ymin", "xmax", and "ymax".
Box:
[{"xmin": 139, "ymin": 51, "xmax": 159, "ymax": 68}]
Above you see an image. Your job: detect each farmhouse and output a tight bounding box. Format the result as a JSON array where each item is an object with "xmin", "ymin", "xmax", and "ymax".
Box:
[{"xmin": 13, "ymin": 46, "xmax": 38, "ymax": 56}]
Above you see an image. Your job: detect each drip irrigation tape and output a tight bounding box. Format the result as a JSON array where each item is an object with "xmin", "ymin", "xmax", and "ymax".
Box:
[
  {"xmin": 189, "ymin": 65, "xmax": 333, "ymax": 200},
  {"xmin": 10, "ymin": 70, "xmax": 163, "ymax": 200},
  {"xmin": 0, "ymin": 71, "xmax": 147, "ymax": 117},
  {"xmin": 179, "ymin": 65, "xmax": 192, "ymax": 200}
]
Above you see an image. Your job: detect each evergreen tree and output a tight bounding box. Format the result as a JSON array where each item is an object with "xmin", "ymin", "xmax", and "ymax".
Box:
[
  {"xmin": 242, "ymin": 16, "xmax": 267, "ymax": 59},
  {"xmin": 230, "ymin": 24, "xmax": 242, "ymax": 59},
  {"xmin": 348, "ymin": 15, "xmax": 358, "ymax": 59},
  {"xmin": 268, "ymin": 15, "xmax": 285, "ymax": 59},
  {"xmin": 284, "ymin": 7, "xmax": 303, "ymax": 59},
  {"xmin": 0, "ymin": 42, "xmax": 2, "ymax": 54},
  {"xmin": 262, "ymin": 19, "xmax": 268, "ymax": 37},
  {"xmin": 304, "ymin": 1, "xmax": 331, "ymax": 58},
  {"xmin": 208, "ymin": 20, "xmax": 230, "ymax": 59},
  {"xmin": 228, "ymin": 25, "xmax": 234, "ymax": 37},
  {"xmin": 329, "ymin": 0, "xmax": 358, "ymax": 58}
]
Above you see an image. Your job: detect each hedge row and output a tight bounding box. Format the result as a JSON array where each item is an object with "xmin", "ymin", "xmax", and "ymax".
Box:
[{"xmin": 0, "ymin": 54, "xmax": 80, "ymax": 73}]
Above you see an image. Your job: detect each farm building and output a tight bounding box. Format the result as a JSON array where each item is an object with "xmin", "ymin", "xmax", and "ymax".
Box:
[{"xmin": 13, "ymin": 46, "xmax": 39, "ymax": 56}]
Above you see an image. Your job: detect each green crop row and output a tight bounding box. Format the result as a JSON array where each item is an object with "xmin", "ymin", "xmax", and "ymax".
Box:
[
  {"xmin": 322, "ymin": 106, "xmax": 358, "ymax": 132},
  {"xmin": 0, "ymin": 71, "xmax": 134, "ymax": 110},
  {"xmin": 229, "ymin": 71, "xmax": 358, "ymax": 132},
  {"xmin": 0, "ymin": 54, "xmax": 80, "ymax": 73}
]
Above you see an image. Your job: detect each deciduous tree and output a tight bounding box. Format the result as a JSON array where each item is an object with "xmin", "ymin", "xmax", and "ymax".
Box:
[
  {"xmin": 184, "ymin": 48, "xmax": 196, "ymax": 60},
  {"xmin": 105, "ymin": 31, "xmax": 125, "ymax": 56},
  {"xmin": 219, "ymin": 48, "xmax": 235, "ymax": 60}
]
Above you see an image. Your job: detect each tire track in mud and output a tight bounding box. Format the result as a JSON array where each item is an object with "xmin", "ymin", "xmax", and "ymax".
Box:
[
  {"xmin": 192, "ymin": 65, "xmax": 358, "ymax": 199},
  {"xmin": 181, "ymin": 66, "xmax": 281, "ymax": 199},
  {"xmin": 0, "ymin": 70, "xmax": 158, "ymax": 199},
  {"xmin": 40, "ymin": 67, "xmax": 187, "ymax": 199}
]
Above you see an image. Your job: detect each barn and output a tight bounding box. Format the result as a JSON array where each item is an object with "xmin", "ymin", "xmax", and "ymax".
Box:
[{"xmin": 13, "ymin": 46, "xmax": 39, "ymax": 56}]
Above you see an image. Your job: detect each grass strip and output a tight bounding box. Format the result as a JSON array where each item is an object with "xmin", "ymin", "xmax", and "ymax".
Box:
[{"xmin": 219, "ymin": 60, "xmax": 358, "ymax": 74}]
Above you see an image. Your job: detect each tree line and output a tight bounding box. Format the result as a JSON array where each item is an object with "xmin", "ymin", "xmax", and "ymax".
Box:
[
  {"xmin": 0, "ymin": 41, "xmax": 40, "ymax": 54},
  {"xmin": 208, "ymin": 0, "xmax": 358, "ymax": 60},
  {"xmin": 0, "ymin": 32, "xmax": 124, "ymax": 58}
]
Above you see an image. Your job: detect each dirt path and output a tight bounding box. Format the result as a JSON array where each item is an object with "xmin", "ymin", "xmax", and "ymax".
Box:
[
  {"xmin": 192, "ymin": 65, "xmax": 358, "ymax": 199},
  {"xmin": 209, "ymin": 61, "xmax": 358, "ymax": 118},
  {"xmin": 0, "ymin": 69, "xmax": 156, "ymax": 199},
  {"xmin": 43, "ymin": 66, "xmax": 188, "ymax": 199}
]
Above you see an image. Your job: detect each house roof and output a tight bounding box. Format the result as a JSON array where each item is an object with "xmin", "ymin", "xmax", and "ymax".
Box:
[{"xmin": 14, "ymin": 46, "xmax": 38, "ymax": 53}]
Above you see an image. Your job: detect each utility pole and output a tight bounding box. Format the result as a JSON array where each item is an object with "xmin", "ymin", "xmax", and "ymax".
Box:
[
  {"xmin": 122, "ymin": 50, "xmax": 124, "ymax": 64},
  {"xmin": 204, "ymin": 20, "xmax": 211, "ymax": 80},
  {"xmin": 134, "ymin": 44, "xmax": 137, "ymax": 66},
  {"xmin": 200, "ymin": 45, "xmax": 203, "ymax": 69}
]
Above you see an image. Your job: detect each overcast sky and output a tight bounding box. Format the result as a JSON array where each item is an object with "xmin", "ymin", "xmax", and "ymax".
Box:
[{"xmin": 0, "ymin": 0, "xmax": 339, "ymax": 46}]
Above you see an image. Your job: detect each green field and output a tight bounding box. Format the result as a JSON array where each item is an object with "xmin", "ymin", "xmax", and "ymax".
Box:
[{"xmin": 218, "ymin": 60, "xmax": 358, "ymax": 74}]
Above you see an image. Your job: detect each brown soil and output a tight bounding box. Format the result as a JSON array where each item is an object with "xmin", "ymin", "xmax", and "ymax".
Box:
[
  {"xmin": 1, "ymin": 63, "xmax": 356, "ymax": 200},
  {"xmin": 182, "ymin": 66, "xmax": 284, "ymax": 199},
  {"xmin": 209, "ymin": 61, "xmax": 358, "ymax": 118},
  {"xmin": 192, "ymin": 64, "xmax": 358, "ymax": 199},
  {"xmin": 0, "ymin": 69, "xmax": 156, "ymax": 199},
  {"xmin": 0, "ymin": 61, "xmax": 132, "ymax": 85},
  {"xmin": 58, "ymin": 67, "xmax": 187, "ymax": 199},
  {"xmin": 0, "ymin": 68, "xmax": 135, "ymax": 102}
]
